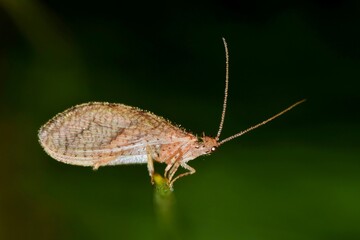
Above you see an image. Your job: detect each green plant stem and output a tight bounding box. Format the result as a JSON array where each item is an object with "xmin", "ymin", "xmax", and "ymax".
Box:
[{"xmin": 153, "ymin": 173, "xmax": 180, "ymax": 239}]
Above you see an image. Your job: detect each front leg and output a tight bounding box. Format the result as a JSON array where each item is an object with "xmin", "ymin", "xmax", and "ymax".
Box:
[
  {"xmin": 163, "ymin": 143, "xmax": 193, "ymax": 188},
  {"xmin": 169, "ymin": 162, "xmax": 196, "ymax": 189},
  {"xmin": 163, "ymin": 147, "xmax": 184, "ymax": 179}
]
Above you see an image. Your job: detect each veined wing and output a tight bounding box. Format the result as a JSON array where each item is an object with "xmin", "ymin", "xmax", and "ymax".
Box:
[{"xmin": 38, "ymin": 102, "xmax": 192, "ymax": 166}]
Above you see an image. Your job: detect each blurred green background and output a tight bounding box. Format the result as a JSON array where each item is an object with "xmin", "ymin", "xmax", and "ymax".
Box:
[{"xmin": 1, "ymin": 0, "xmax": 359, "ymax": 239}]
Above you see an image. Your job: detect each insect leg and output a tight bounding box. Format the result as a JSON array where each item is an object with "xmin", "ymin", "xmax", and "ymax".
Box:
[
  {"xmin": 164, "ymin": 163, "xmax": 173, "ymax": 179},
  {"xmin": 163, "ymin": 143, "xmax": 192, "ymax": 186},
  {"xmin": 163, "ymin": 147, "xmax": 185, "ymax": 179},
  {"xmin": 168, "ymin": 162, "xmax": 181, "ymax": 182},
  {"xmin": 146, "ymin": 146, "xmax": 155, "ymax": 184},
  {"xmin": 169, "ymin": 163, "xmax": 196, "ymax": 189},
  {"xmin": 167, "ymin": 144, "xmax": 193, "ymax": 187}
]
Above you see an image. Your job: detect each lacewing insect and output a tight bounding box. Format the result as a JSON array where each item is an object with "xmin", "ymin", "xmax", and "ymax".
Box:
[{"xmin": 38, "ymin": 38, "xmax": 305, "ymax": 189}]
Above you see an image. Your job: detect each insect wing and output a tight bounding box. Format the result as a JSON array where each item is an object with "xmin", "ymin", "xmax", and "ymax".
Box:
[{"xmin": 38, "ymin": 102, "xmax": 190, "ymax": 166}]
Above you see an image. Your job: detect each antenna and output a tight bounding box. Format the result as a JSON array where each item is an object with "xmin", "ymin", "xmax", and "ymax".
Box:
[
  {"xmin": 216, "ymin": 37, "xmax": 229, "ymax": 141},
  {"xmin": 219, "ymin": 99, "xmax": 306, "ymax": 145}
]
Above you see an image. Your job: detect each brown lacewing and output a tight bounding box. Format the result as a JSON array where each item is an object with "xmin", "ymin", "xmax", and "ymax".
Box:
[{"xmin": 38, "ymin": 38, "xmax": 305, "ymax": 189}]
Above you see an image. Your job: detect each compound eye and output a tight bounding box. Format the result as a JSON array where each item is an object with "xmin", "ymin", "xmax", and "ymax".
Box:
[{"xmin": 211, "ymin": 146, "xmax": 217, "ymax": 152}]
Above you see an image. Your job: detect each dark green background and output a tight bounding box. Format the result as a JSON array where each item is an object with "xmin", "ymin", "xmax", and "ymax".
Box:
[{"xmin": 1, "ymin": 1, "xmax": 359, "ymax": 239}]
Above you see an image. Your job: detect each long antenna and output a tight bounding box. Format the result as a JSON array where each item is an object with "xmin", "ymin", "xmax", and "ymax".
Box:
[
  {"xmin": 219, "ymin": 99, "xmax": 306, "ymax": 145},
  {"xmin": 216, "ymin": 37, "xmax": 229, "ymax": 141}
]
